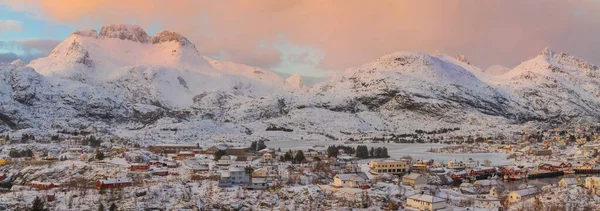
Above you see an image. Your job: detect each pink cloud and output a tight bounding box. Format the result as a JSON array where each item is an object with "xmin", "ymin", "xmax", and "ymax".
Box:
[
  {"xmin": 3, "ymin": 0, "xmax": 600, "ymax": 70},
  {"xmin": 0, "ymin": 20, "xmax": 24, "ymax": 32}
]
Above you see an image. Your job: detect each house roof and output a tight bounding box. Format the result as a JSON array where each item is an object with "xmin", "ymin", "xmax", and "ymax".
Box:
[
  {"xmin": 476, "ymin": 179, "xmax": 503, "ymax": 186},
  {"xmin": 336, "ymin": 173, "xmax": 365, "ymax": 182},
  {"xmin": 512, "ymin": 187, "xmax": 539, "ymax": 197},
  {"xmin": 99, "ymin": 178, "xmax": 132, "ymax": 185},
  {"xmin": 460, "ymin": 182, "xmax": 474, "ymax": 187},
  {"xmin": 252, "ymin": 178, "xmax": 268, "ymax": 183},
  {"xmin": 561, "ymin": 178, "xmax": 579, "ymax": 185},
  {"xmin": 407, "ymin": 194, "xmax": 445, "ymax": 203},
  {"xmin": 403, "ymin": 173, "xmax": 424, "ymax": 180},
  {"xmin": 152, "ymin": 144, "xmax": 197, "ymax": 148}
]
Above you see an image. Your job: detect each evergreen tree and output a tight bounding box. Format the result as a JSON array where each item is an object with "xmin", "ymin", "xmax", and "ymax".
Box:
[
  {"xmin": 245, "ymin": 166, "xmax": 254, "ymax": 177},
  {"xmin": 31, "ymin": 196, "xmax": 46, "ymax": 211},
  {"xmin": 109, "ymin": 204, "xmax": 117, "ymax": 211},
  {"xmin": 369, "ymin": 147, "xmax": 375, "ymax": 158},
  {"xmin": 374, "ymin": 147, "xmax": 382, "ymax": 158},
  {"xmin": 283, "ymin": 151, "xmax": 293, "ymax": 161},
  {"xmin": 327, "ymin": 146, "xmax": 338, "ymax": 158},
  {"xmin": 294, "ymin": 150, "xmax": 305, "ymax": 163},
  {"xmin": 98, "ymin": 202, "xmax": 105, "ymax": 211},
  {"xmin": 213, "ymin": 150, "xmax": 226, "ymax": 161},
  {"xmin": 355, "ymin": 145, "xmax": 369, "ymax": 159},
  {"xmin": 250, "ymin": 141, "xmax": 257, "ymax": 151},
  {"xmin": 257, "ymin": 140, "xmax": 267, "ymax": 151},
  {"xmin": 96, "ymin": 151, "xmax": 105, "ymax": 160},
  {"xmin": 382, "ymin": 147, "xmax": 389, "ymax": 158},
  {"xmin": 99, "ymin": 185, "xmax": 106, "ymax": 195}
]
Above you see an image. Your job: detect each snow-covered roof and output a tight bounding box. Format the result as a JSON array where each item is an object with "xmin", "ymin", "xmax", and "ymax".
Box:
[
  {"xmin": 229, "ymin": 167, "xmax": 244, "ymax": 172},
  {"xmin": 99, "ymin": 178, "xmax": 132, "ymax": 185},
  {"xmin": 152, "ymin": 144, "xmax": 197, "ymax": 148},
  {"xmin": 476, "ymin": 179, "xmax": 502, "ymax": 186},
  {"xmin": 29, "ymin": 181, "xmax": 54, "ymax": 185},
  {"xmin": 252, "ymin": 178, "xmax": 268, "ymax": 183},
  {"xmin": 403, "ymin": 173, "xmax": 424, "ymax": 180},
  {"xmin": 561, "ymin": 178, "xmax": 579, "ymax": 185},
  {"xmin": 335, "ymin": 174, "xmax": 365, "ymax": 182},
  {"xmin": 407, "ymin": 194, "xmax": 445, "ymax": 203},
  {"xmin": 460, "ymin": 182, "xmax": 474, "ymax": 187},
  {"xmin": 512, "ymin": 187, "xmax": 539, "ymax": 197}
]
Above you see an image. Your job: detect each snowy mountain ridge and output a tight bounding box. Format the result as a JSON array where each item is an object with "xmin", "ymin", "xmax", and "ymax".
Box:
[{"xmin": 1, "ymin": 24, "xmax": 599, "ymax": 143}]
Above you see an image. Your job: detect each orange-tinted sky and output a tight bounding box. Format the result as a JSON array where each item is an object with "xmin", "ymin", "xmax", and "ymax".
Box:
[{"xmin": 1, "ymin": 0, "xmax": 600, "ymax": 76}]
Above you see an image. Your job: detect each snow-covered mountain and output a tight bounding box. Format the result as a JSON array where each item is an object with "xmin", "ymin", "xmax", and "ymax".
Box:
[
  {"xmin": 484, "ymin": 65, "xmax": 511, "ymax": 75},
  {"xmin": 2, "ymin": 24, "xmax": 600, "ymax": 142}
]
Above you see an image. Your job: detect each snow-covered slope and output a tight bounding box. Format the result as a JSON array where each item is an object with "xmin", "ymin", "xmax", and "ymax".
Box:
[
  {"xmin": 484, "ymin": 65, "xmax": 511, "ymax": 75},
  {"xmin": 28, "ymin": 24, "xmax": 293, "ymax": 109},
  {"xmin": 3, "ymin": 24, "xmax": 600, "ymax": 141},
  {"xmin": 500, "ymin": 48, "xmax": 600, "ymax": 123},
  {"xmin": 0, "ymin": 62, "xmax": 130, "ymax": 131}
]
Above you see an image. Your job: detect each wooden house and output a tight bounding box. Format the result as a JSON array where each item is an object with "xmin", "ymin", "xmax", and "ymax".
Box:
[{"xmin": 96, "ymin": 178, "xmax": 133, "ymax": 189}]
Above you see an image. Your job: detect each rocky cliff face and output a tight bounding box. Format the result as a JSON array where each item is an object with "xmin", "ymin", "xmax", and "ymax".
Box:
[{"xmin": 99, "ymin": 24, "xmax": 150, "ymax": 43}]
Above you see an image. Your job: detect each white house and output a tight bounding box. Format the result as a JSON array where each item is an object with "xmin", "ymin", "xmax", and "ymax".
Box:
[{"xmin": 406, "ymin": 194, "xmax": 447, "ymax": 211}]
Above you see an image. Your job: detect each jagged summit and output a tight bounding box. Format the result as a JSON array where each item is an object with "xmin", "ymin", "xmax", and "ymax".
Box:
[
  {"xmin": 151, "ymin": 30, "xmax": 193, "ymax": 46},
  {"xmin": 99, "ymin": 24, "xmax": 150, "ymax": 43},
  {"xmin": 10, "ymin": 59, "xmax": 25, "ymax": 67},
  {"xmin": 455, "ymin": 54, "xmax": 470, "ymax": 65},
  {"xmin": 508, "ymin": 47, "xmax": 598, "ymax": 78},
  {"xmin": 68, "ymin": 24, "xmax": 196, "ymax": 49},
  {"xmin": 286, "ymin": 73, "xmax": 306, "ymax": 90}
]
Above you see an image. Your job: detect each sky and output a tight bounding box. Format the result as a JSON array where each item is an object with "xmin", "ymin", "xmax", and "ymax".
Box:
[{"xmin": 0, "ymin": 0, "xmax": 599, "ymax": 77}]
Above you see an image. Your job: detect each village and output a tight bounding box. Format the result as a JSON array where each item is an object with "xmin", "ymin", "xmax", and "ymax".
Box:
[{"xmin": 1, "ymin": 127, "xmax": 600, "ymax": 210}]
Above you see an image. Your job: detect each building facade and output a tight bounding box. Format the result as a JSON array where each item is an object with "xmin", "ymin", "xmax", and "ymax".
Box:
[{"xmin": 369, "ymin": 160, "xmax": 407, "ymax": 174}]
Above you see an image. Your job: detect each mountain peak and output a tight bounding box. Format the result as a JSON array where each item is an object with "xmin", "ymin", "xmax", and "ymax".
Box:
[
  {"xmin": 150, "ymin": 30, "xmax": 193, "ymax": 47},
  {"xmin": 286, "ymin": 73, "xmax": 306, "ymax": 89},
  {"xmin": 539, "ymin": 47, "xmax": 555, "ymax": 57},
  {"xmin": 99, "ymin": 24, "xmax": 150, "ymax": 43},
  {"xmin": 10, "ymin": 59, "xmax": 26, "ymax": 67},
  {"xmin": 455, "ymin": 54, "xmax": 470, "ymax": 65}
]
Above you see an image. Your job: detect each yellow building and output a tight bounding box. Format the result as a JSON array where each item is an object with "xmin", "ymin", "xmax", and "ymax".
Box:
[
  {"xmin": 558, "ymin": 178, "xmax": 579, "ymax": 187},
  {"xmin": 262, "ymin": 153, "xmax": 273, "ymax": 162},
  {"xmin": 0, "ymin": 158, "xmax": 7, "ymax": 165},
  {"xmin": 585, "ymin": 177, "xmax": 600, "ymax": 195},
  {"xmin": 406, "ymin": 194, "xmax": 447, "ymax": 211},
  {"xmin": 332, "ymin": 173, "xmax": 366, "ymax": 188},
  {"xmin": 369, "ymin": 160, "xmax": 407, "ymax": 174},
  {"xmin": 402, "ymin": 173, "xmax": 427, "ymax": 188},
  {"xmin": 507, "ymin": 187, "xmax": 539, "ymax": 204},
  {"xmin": 252, "ymin": 169, "xmax": 268, "ymax": 178}
]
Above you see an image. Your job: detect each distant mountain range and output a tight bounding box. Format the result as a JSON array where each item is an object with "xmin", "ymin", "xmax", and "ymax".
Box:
[{"xmin": 1, "ymin": 24, "xmax": 598, "ymax": 142}]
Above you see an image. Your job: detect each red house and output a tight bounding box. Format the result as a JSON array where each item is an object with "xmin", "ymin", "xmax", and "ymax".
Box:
[
  {"xmin": 149, "ymin": 160, "xmax": 163, "ymax": 166},
  {"xmin": 538, "ymin": 161, "xmax": 570, "ymax": 171},
  {"xmin": 46, "ymin": 193, "xmax": 56, "ymax": 202},
  {"xmin": 96, "ymin": 178, "xmax": 133, "ymax": 189},
  {"xmin": 29, "ymin": 181, "xmax": 55, "ymax": 190},
  {"xmin": 152, "ymin": 169, "xmax": 169, "ymax": 176},
  {"xmin": 129, "ymin": 163, "xmax": 149, "ymax": 171},
  {"xmin": 0, "ymin": 173, "xmax": 6, "ymax": 181},
  {"xmin": 165, "ymin": 162, "xmax": 178, "ymax": 168}
]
